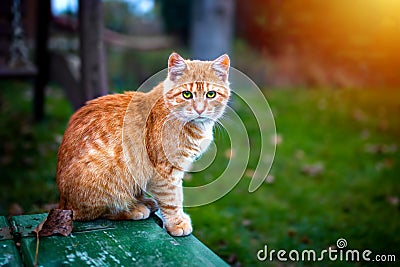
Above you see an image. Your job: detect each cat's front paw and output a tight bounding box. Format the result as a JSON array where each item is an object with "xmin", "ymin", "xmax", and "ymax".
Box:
[
  {"xmin": 129, "ymin": 203, "xmax": 151, "ymax": 220},
  {"xmin": 165, "ymin": 213, "xmax": 192, "ymax": 236}
]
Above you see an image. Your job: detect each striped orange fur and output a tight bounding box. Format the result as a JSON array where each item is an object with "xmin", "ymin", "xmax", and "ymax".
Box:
[{"xmin": 56, "ymin": 52, "xmax": 230, "ymax": 236}]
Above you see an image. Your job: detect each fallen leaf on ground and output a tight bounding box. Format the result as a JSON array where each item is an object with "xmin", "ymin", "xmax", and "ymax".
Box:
[
  {"xmin": 301, "ymin": 163, "xmax": 324, "ymax": 177},
  {"xmin": 375, "ymin": 158, "xmax": 394, "ymax": 171},
  {"xmin": 227, "ymin": 253, "xmax": 238, "ymax": 265},
  {"xmin": 270, "ymin": 134, "xmax": 283, "ymax": 146},
  {"xmin": 352, "ymin": 108, "xmax": 367, "ymax": 122},
  {"xmin": 244, "ymin": 169, "xmax": 255, "ymax": 178},
  {"xmin": 183, "ymin": 173, "xmax": 192, "ymax": 181},
  {"xmin": 8, "ymin": 203, "xmax": 24, "ymax": 216},
  {"xmin": 360, "ymin": 129, "xmax": 370, "ymax": 140},
  {"xmin": 224, "ymin": 149, "xmax": 234, "ymax": 159},
  {"xmin": 383, "ymin": 144, "xmax": 398, "ymax": 154},
  {"xmin": 365, "ymin": 143, "xmax": 398, "ymax": 154},
  {"xmin": 32, "ymin": 209, "xmax": 73, "ymax": 267},
  {"xmin": 33, "ymin": 209, "xmax": 73, "ymax": 237},
  {"xmin": 265, "ymin": 174, "xmax": 275, "ymax": 183},
  {"xmin": 300, "ymin": 236, "xmax": 311, "ymax": 244},
  {"xmin": 242, "ymin": 219, "xmax": 252, "ymax": 227},
  {"xmin": 379, "ymin": 119, "xmax": 388, "ymax": 131},
  {"xmin": 288, "ymin": 229, "xmax": 296, "ymax": 237},
  {"xmin": 386, "ymin": 196, "xmax": 399, "ymax": 206},
  {"xmin": 294, "ymin": 149, "xmax": 305, "ymax": 160}
]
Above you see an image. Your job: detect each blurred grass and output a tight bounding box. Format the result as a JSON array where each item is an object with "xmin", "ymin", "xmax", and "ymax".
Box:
[
  {"xmin": 0, "ymin": 81, "xmax": 399, "ymax": 266},
  {"xmin": 188, "ymin": 87, "xmax": 400, "ymax": 266},
  {"xmin": 0, "ymin": 81, "xmax": 72, "ymax": 213}
]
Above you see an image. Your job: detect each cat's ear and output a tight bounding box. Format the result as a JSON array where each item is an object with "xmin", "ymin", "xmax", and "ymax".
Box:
[
  {"xmin": 168, "ymin": 52, "xmax": 188, "ymax": 81},
  {"xmin": 211, "ymin": 54, "xmax": 230, "ymax": 82}
]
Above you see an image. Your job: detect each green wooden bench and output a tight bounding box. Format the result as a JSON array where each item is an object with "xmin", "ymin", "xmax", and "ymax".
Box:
[{"xmin": 0, "ymin": 213, "xmax": 228, "ymax": 266}]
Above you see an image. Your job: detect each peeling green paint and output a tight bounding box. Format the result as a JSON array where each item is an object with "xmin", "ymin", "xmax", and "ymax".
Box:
[{"xmin": 1, "ymin": 215, "xmax": 227, "ymax": 266}]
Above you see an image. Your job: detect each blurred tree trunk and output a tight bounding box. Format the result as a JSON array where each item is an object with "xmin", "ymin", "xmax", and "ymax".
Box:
[
  {"xmin": 190, "ymin": 0, "xmax": 235, "ymax": 60},
  {"xmin": 79, "ymin": 0, "xmax": 108, "ymax": 101}
]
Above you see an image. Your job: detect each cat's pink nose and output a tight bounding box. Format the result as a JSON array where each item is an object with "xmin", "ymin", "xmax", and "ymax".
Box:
[{"xmin": 194, "ymin": 106, "xmax": 205, "ymax": 115}]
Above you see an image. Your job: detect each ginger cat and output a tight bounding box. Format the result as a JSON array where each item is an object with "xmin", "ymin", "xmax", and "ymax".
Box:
[{"xmin": 56, "ymin": 52, "xmax": 230, "ymax": 236}]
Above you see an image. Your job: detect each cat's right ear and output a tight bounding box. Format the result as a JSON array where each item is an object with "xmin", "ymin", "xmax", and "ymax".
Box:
[
  {"xmin": 168, "ymin": 52, "xmax": 187, "ymax": 81},
  {"xmin": 211, "ymin": 54, "xmax": 230, "ymax": 82}
]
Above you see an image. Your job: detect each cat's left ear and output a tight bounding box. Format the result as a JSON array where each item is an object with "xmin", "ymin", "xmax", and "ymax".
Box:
[
  {"xmin": 211, "ymin": 54, "xmax": 230, "ymax": 82},
  {"xmin": 168, "ymin": 52, "xmax": 188, "ymax": 81}
]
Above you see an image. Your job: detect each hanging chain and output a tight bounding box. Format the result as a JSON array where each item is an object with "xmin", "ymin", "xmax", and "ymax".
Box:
[{"xmin": 8, "ymin": 0, "xmax": 32, "ymax": 68}]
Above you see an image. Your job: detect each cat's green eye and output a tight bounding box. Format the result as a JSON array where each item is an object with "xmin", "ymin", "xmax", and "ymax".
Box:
[
  {"xmin": 206, "ymin": 91, "xmax": 216, "ymax": 98},
  {"xmin": 182, "ymin": 91, "xmax": 193, "ymax": 99}
]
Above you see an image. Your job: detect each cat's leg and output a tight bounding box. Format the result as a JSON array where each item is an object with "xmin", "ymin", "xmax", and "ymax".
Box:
[
  {"xmin": 149, "ymin": 171, "xmax": 192, "ymax": 236},
  {"xmin": 163, "ymin": 205, "xmax": 192, "ymax": 237}
]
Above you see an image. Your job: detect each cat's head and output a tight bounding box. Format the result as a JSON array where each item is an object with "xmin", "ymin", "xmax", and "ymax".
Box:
[{"xmin": 163, "ymin": 52, "xmax": 231, "ymax": 123}]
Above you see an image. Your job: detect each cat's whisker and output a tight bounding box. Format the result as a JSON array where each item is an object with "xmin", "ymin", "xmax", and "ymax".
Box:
[{"xmin": 218, "ymin": 112, "xmax": 238, "ymax": 125}]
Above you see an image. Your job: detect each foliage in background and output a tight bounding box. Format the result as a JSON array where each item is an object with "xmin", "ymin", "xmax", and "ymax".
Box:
[
  {"xmin": 158, "ymin": 0, "xmax": 192, "ymax": 43},
  {"xmin": 55, "ymin": 0, "xmax": 400, "ymax": 89},
  {"xmin": 235, "ymin": 0, "xmax": 400, "ymax": 88},
  {"xmin": 103, "ymin": 1, "xmax": 135, "ymax": 33}
]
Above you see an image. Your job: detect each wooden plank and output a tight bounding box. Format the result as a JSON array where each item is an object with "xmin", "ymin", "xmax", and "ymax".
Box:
[
  {"xmin": 0, "ymin": 67, "xmax": 37, "ymax": 78},
  {"xmin": 0, "ymin": 240, "xmax": 23, "ymax": 267},
  {"xmin": 0, "ymin": 216, "xmax": 23, "ymax": 267},
  {"xmin": 9, "ymin": 214, "xmax": 47, "ymax": 238},
  {"xmin": 10, "ymin": 214, "xmax": 228, "ymax": 267}
]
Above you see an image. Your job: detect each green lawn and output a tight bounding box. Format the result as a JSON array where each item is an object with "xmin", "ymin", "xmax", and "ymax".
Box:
[
  {"xmin": 188, "ymin": 88, "xmax": 400, "ymax": 266},
  {"xmin": 0, "ymin": 82, "xmax": 399, "ymax": 266}
]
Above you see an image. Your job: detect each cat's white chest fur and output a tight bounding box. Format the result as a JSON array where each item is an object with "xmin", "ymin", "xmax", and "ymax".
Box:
[
  {"xmin": 198, "ymin": 121, "xmax": 214, "ymax": 153},
  {"xmin": 192, "ymin": 120, "xmax": 214, "ymax": 155},
  {"xmin": 173, "ymin": 120, "xmax": 214, "ymax": 174}
]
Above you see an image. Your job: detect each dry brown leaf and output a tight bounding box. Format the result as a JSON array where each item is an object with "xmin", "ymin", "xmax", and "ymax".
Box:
[
  {"xmin": 32, "ymin": 215, "xmax": 48, "ymax": 267},
  {"xmin": 270, "ymin": 134, "xmax": 283, "ymax": 146},
  {"xmin": 386, "ymin": 196, "xmax": 399, "ymax": 206},
  {"xmin": 35, "ymin": 209, "xmax": 73, "ymax": 237},
  {"xmin": 244, "ymin": 169, "xmax": 255, "ymax": 178},
  {"xmin": 33, "ymin": 218, "xmax": 46, "ymax": 236},
  {"xmin": 32, "ymin": 209, "xmax": 74, "ymax": 266},
  {"xmin": 301, "ymin": 163, "xmax": 324, "ymax": 177},
  {"xmin": 294, "ymin": 149, "xmax": 305, "ymax": 160},
  {"xmin": 265, "ymin": 174, "xmax": 275, "ymax": 184},
  {"xmin": 242, "ymin": 219, "xmax": 252, "ymax": 227},
  {"xmin": 8, "ymin": 203, "xmax": 24, "ymax": 216},
  {"xmin": 365, "ymin": 143, "xmax": 398, "ymax": 155},
  {"xmin": 352, "ymin": 108, "xmax": 367, "ymax": 122},
  {"xmin": 224, "ymin": 149, "xmax": 234, "ymax": 159}
]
